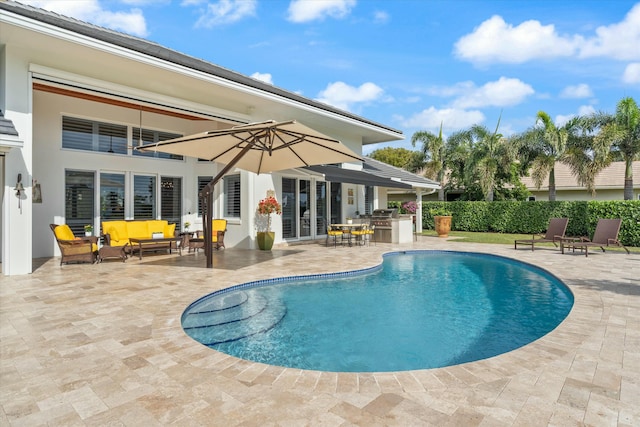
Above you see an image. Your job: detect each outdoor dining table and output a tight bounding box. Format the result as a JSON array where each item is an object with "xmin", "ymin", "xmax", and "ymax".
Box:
[{"xmin": 331, "ymin": 223, "xmax": 366, "ymax": 246}]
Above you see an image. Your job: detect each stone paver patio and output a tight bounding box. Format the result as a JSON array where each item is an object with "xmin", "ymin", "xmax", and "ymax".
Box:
[{"xmin": 1, "ymin": 236, "xmax": 639, "ymax": 426}]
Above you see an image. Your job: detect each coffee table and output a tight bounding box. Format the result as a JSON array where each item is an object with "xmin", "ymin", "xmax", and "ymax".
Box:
[{"xmin": 129, "ymin": 237, "xmax": 182, "ymax": 260}]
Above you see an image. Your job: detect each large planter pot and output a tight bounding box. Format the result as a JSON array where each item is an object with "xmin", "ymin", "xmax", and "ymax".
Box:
[
  {"xmin": 434, "ymin": 216, "xmax": 452, "ymax": 238},
  {"xmin": 256, "ymin": 231, "xmax": 275, "ymax": 250}
]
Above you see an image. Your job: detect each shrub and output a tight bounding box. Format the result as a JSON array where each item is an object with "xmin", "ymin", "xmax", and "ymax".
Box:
[{"xmin": 414, "ymin": 200, "xmax": 639, "ymax": 246}]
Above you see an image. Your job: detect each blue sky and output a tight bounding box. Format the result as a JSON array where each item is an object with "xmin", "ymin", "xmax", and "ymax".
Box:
[{"xmin": 25, "ymin": 0, "xmax": 640, "ymax": 154}]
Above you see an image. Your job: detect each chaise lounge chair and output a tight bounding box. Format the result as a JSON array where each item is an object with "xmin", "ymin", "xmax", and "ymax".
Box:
[
  {"xmin": 563, "ymin": 218, "xmax": 629, "ymax": 257},
  {"xmin": 514, "ymin": 217, "xmax": 569, "ymax": 251}
]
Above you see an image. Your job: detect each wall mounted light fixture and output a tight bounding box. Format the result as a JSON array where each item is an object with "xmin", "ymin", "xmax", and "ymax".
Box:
[{"xmin": 14, "ymin": 173, "xmax": 25, "ymax": 212}]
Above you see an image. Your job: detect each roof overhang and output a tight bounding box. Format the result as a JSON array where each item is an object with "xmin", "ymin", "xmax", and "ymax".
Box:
[
  {"xmin": 0, "ymin": 135, "xmax": 23, "ymax": 153},
  {"xmin": 303, "ymin": 165, "xmax": 413, "ymax": 189}
]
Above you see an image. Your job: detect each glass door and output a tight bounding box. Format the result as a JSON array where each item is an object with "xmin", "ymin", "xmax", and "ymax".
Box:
[
  {"xmin": 316, "ymin": 182, "xmax": 327, "ymax": 235},
  {"xmin": 299, "ymin": 179, "xmax": 311, "ymax": 238},
  {"xmin": 282, "ymin": 178, "xmax": 297, "ymax": 238}
]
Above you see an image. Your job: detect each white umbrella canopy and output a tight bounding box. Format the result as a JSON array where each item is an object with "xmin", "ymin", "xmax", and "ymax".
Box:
[
  {"xmin": 137, "ymin": 120, "xmax": 362, "ymax": 174},
  {"xmin": 136, "ymin": 120, "xmax": 363, "ymax": 268}
]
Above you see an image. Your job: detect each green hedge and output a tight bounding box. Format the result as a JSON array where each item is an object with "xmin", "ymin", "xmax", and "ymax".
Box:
[{"xmin": 417, "ymin": 200, "xmax": 640, "ymax": 247}]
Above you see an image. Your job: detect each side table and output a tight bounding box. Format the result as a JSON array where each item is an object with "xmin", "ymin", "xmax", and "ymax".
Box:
[{"xmin": 99, "ymin": 243, "xmax": 128, "ymax": 263}]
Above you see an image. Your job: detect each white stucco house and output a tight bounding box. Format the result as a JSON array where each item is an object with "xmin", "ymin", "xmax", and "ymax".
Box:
[{"xmin": 0, "ymin": 1, "xmax": 438, "ymax": 275}]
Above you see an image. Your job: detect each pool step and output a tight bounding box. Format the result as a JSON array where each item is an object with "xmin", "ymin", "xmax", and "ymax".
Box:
[
  {"xmin": 183, "ymin": 292, "xmax": 287, "ymax": 345},
  {"xmin": 182, "ymin": 293, "xmax": 268, "ymax": 329}
]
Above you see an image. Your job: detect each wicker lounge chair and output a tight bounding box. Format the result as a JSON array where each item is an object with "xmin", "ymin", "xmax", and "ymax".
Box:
[
  {"xmin": 514, "ymin": 218, "xmax": 569, "ymax": 251},
  {"xmin": 50, "ymin": 223, "xmax": 99, "ymax": 265},
  {"xmin": 188, "ymin": 219, "xmax": 227, "ymax": 252},
  {"xmin": 564, "ymin": 218, "xmax": 629, "ymax": 257}
]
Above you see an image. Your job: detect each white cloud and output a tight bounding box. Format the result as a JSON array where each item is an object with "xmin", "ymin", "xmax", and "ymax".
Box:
[
  {"xmin": 287, "ymin": 0, "xmax": 356, "ymax": 23},
  {"xmin": 400, "ymin": 107, "xmax": 485, "ymax": 130},
  {"xmin": 555, "ymin": 105, "xmax": 596, "ymax": 127},
  {"xmin": 194, "ymin": 0, "xmax": 256, "ymax": 28},
  {"xmin": 251, "ymin": 72, "xmax": 273, "ymax": 84},
  {"xmin": 373, "ymin": 10, "xmax": 389, "ymax": 24},
  {"xmin": 579, "ymin": 3, "xmax": 640, "ymax": 60},
  {"xmin": 623, "ymin": 63, "xmax": 640, "ymax": 84},
  {"xmin": 560, "ymin": 84, "xmax": 593, "ymax": 99},
  {"xmin": 315, "ymin": 81, "xmax": 383, "ymax": 111},
  {"xmin": 451, "ymin": 77, "xmax": 534, "ymax": 109},
  {"xmin": 22, "ymin": 0, "xmax": 148, "ymax": 36},
  {"xmin": 454, "ymin": 15, "xmax": 579, "ymax": 65},
  {"xmin": 455, "ymin": 3, "xmax": 640, "ymax": 65}
]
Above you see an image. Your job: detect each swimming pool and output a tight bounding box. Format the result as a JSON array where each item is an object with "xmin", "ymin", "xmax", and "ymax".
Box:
[{"xmin": 182, "ymin": 251, "xmax": 574, "ymax": 372}]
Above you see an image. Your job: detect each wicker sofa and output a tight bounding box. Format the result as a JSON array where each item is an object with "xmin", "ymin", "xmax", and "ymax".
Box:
[{"xmin": 101, "ymin": 220, "xmax": 177, "ymax": 255}]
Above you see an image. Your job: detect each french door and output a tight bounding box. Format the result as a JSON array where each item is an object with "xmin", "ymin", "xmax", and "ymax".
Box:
[{"xmin": 282, "ymin": 177, "xmax": 328, "ymax": 240}]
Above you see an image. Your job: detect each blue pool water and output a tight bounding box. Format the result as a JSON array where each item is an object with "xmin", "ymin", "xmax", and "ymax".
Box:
[{"xmin": 182, "ymin": 251, "xmax": 573, "ymax": 372}]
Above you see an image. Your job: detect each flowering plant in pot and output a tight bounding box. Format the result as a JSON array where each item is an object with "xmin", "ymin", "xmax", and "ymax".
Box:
[
  {"xmin": 256, "ymin": 195, "xmax": 282, "ymax": 250},
  {"xmin": 84, "ymin": 224, "xmax": 94, "ymax": 236}
]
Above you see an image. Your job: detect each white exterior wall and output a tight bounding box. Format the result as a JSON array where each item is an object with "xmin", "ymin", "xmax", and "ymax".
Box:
[
  {"xmin": 1, "ymin": 7, "xmax": 400, "ymax": 274},
  {"xmin": 2, "ymin": 45, "xmax": 33, "ymax": 275}
]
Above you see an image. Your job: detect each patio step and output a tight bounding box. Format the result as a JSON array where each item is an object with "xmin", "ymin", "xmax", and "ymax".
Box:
[{"xmin": 183, "ymin": 293, "xmax": 287, "ymax": 345}]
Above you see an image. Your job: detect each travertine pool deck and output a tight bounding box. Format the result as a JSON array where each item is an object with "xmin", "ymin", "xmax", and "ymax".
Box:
[{"xmin": 1, "ymin": 237, "xmax": 639, "ymax": 426}]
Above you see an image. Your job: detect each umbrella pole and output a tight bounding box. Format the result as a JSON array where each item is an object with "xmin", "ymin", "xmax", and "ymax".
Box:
[{"xmin": 199, "ymin": 144, "xmax": 252, "ymax": 268}]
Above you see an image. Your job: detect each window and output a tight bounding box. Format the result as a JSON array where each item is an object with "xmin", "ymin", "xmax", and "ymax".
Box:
[
  {"xmin": 161, "ymin": 176, "xmax": 182, "ymax": 230},
  {"xmin": 315, "ymin": 182, "xmax": 327, "ymax": 235},
  {"xmin": 133, "ymin": 175, "xmax": 156, "ymax": 219},
  {"xmin": 528, "ymin": 196, "xmax": 536, "ymax": 201},
  {"xmin": 100, "ymin": 173, "xmax": 125, "ymax": 221},
  {"xmin": 197, "ymin": 176, "xmax": 213, "ymax": 217},
  {"xmin": 330, "ymin": 182, "xmax": 341, "ymax": 224},
  {"xmin": 62, "ymin": 117, "xmax": 127, "ymax": 154},
  {"xmin": 65, "ymin": 170, "xmax": 95, "ymax": 236},
  {"xmin": 364, "ymin": 186, "xmax": 374, "ymax": 214},
  {"xmin": 224, "ymin": 175, "xmax": 241, "ymax": 218},
  {"xmin": 282, "ymin": 178, "xmax": 297, "ymax": 238},
  {"xmin": 133, "ymin": 128, "xmax": 183, "ymax": 160}
]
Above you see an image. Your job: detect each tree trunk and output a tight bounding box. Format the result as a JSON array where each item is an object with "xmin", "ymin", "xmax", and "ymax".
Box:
[
  {"xmin": 624, "ymin": 159, "xmax": 633, "ymax": 200},
  {"xmin": 438, "ymin": 187, "xmax": 445, "ymax": 201},
  {"xmin": 548, "ymin": 168, "xmax": 556, "ymax": 202},
  {"xmin": 487, "ymin": 187, "xmax": 494, "ymax": 202}
]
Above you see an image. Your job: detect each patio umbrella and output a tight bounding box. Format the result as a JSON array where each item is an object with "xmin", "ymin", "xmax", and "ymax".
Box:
[{"xmin": 136, "ymin": 120, "xmax": 363, "ymax": 268}]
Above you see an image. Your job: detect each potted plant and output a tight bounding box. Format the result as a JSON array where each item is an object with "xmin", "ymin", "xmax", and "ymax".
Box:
[
  {"xmin": 346, "ymin": 217, "xmax": 353, "ymax": 225},
  {"xmin": 184, "ymin": 221, "xmax": 191, "ymax": 232},
  {"xmin": 84, "ymin": 224, "xmax": 94, "ymax": 236},
  {"xmin": 430, "ymin": 207, "xmax": 452, "ymax": 238},
  {"xmin": 256, "ymin": 195, "xmax": 282, "ymax": 250}
]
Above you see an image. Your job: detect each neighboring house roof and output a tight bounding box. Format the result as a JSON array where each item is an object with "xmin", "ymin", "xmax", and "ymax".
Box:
[
  {"xmin": 521, "ymin": 161, "xmax": 640, "ymax": 191},
  {"xmin": 0, "ymin": 1, "xmax": 402, "ymax": 139}
]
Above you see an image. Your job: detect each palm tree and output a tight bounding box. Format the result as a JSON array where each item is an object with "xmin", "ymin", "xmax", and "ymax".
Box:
[
  {"xmin": 464, "ymin": 116, "xmax": 513, "ymax": 201},
  {"xmin": 513, "ymin": 111, "xmax": 569, "ymax": 201},
  {"xmin": 591, "ymin": 97, "xmax": 640, "ymax": 200},
  {"xmin": 411, "ymin": 122, "xmax": 446, "ymax": 201},
  {"xmin": 514, "ymin": 112, "xmax": 611, "ymax": 200}
]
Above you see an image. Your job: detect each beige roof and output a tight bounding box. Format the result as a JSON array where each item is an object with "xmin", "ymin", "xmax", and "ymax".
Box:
[{"xmin": 521, "ymin": 161, "xmax": 640, "ymax": 190}]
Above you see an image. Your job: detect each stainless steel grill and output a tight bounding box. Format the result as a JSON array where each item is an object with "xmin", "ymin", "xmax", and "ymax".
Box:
[
  {"xmin": 370, "ymin": 208, "xmax": 398, "ymax": 228},
  {"xmin": 371, "ymin": 209, "xmax": 398, "ymax": 242}
]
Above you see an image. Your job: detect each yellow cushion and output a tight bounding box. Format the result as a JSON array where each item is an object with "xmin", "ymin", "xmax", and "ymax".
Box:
[
  {"xmin": 127, "ymin": 221, "xmax": 151, "ymax": 239},
  {"xmin": 102, "ymin": 221, "xmax": 128, "ymax": 241},
  {"xmin": 54, "ymin": 224, "xmax": 75, "ymax": 240},
  {"xmin": 164, "ymin": 223, "xmax": 176, "ymax": 238},
  {"xmin": 107, "ymin": 226, "xmax": 120, "ymax": 242},
  {"xmin": 211, "ymin": 219, "xmax": 227, "ymax": 242}
]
